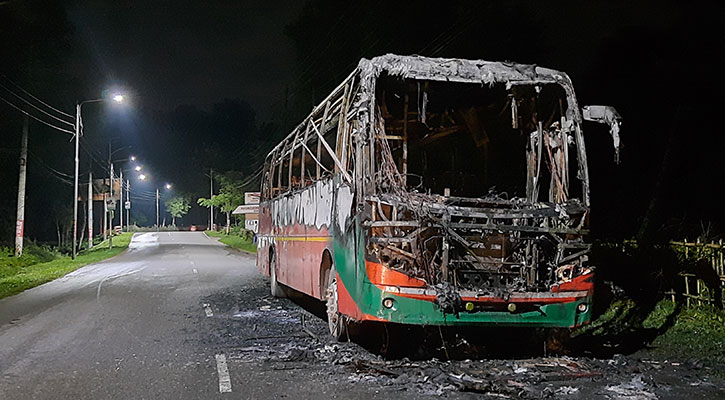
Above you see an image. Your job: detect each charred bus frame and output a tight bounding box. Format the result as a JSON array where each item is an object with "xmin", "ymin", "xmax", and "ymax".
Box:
[{"xmin": 257, "ymin": 54, "xmax": 621, "ymax": 339}]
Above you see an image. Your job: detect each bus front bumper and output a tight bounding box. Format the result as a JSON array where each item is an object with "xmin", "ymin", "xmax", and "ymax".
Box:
[{"xmin": 357, "ymin": 284, "xmax": 593, "ymax": 328}]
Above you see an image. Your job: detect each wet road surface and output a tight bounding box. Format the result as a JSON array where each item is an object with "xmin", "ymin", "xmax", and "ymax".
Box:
[{"xmin": 1, "ymin": 232, "xmax": 723, "ymax": 399}]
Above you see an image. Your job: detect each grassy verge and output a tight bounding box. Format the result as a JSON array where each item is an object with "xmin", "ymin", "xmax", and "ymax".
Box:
[
  {"xmin": 0, "ymin": 233, "xmax": 133, "ymax": 300},
  {"xmin": 645, "ymin": 300, "xmax": 725, "ymax": 365},
  {"xmin": 574, "ymin": 297, "xmax": 725, "ymax": 370},
  {"xmin": 205, "ymin": 231, "xmax": 257, "ymax": 253}
]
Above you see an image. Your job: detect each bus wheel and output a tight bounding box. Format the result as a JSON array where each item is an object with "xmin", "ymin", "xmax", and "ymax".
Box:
[
  {"xmin": 326, "ymin": 267, "xmax": 348, "ymax": 341},
  {"xmin": 270, "ymin": 251, "xmax": 285, "ymax": 298}
]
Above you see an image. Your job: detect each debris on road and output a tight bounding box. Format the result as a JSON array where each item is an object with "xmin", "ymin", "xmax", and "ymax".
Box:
[{"xmin": 200, "ymin": 279, "xmax": 725, "ymax": 399}]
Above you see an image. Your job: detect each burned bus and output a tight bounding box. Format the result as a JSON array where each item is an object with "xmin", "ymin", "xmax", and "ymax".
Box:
[{"xmin": 257, "ymin": 54, "xmax": 621, "ymax": 340}]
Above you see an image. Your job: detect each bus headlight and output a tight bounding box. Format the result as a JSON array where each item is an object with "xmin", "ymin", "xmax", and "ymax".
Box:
[
  {"xmin": 577, "ymin": 303, "xmax": 588, "ymax": 313},
  {"xmin": 382, "ymin": 298, "xmax": 395, "ymax": 309}
]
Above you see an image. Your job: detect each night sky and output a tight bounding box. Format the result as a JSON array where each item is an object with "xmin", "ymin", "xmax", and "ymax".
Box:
[{"xmin": 1, "ymin": 0, "xmax": 721, "ymax": 244}]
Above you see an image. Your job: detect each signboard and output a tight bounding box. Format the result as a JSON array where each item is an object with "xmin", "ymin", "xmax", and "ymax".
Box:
[
  {"xmin": 231, "ymin": 192, "xmax": 261, "ymax": 233},
  {"xmin": 16, "ymin": 220, "xmax": 23, "ymax": 238},
  {"xmin": 91, "ymin": 178, "xmax": 121, "ymax": 201},
  {"xmin": 245, "ymin": 219, "xmax": 258, "ymax": 233},
  {"xmin": 125, "ymin": 201, "xmax": 131, "ymax": 210},
  {"xmin": 232, "ymin": 204, "xmax": 259, "ymax": 215},
  {"xmin": 245, "ymin": 192, "xmax": 260, "ymax": 205}
]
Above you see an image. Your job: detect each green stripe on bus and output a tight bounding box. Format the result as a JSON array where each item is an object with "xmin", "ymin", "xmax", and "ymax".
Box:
[{"xmin": 333, "ymin": 218, "xmax": 591, "ymax": 327}]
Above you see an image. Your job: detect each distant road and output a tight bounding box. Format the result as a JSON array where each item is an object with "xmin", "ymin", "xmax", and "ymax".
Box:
[
  {"xmin": 0, "ymin": 232, "xmax": 412, "ymax": 399},
  {"xmin": 0, "ymin": 232, "xmax": 258, "ymax": 399}
]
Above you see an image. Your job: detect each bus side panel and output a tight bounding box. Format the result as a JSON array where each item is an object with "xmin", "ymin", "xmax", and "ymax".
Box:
[
  {"xmin": 265, "ymin": 180, "xmax": 336, "ymax": 299},
  {"xmin": 276, "ymin": 223, "xmax": 330, "ymax": 299}
]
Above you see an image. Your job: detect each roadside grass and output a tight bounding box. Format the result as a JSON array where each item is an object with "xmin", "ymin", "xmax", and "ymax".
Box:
[
  {"xmin": 645, "ymin": 300, "xmax": 725, "ymax": 365},
  {"xmin": 574, "ymin": 297, "xmax": 725, "ymax": 370},
  {"xmin": 0, "ymin": 233, "xmax": 133, "ymax": 300},
  {"xmin": 206, "ymin": 230, "xmax": 257, "ymax": 253}
]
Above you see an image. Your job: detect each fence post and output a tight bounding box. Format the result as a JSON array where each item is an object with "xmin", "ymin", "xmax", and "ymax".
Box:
[
  {"xmin": 720, "ymin": 239, "xmax": 724, "ymax": 308},
  {"xmin": 685, "ymin": 276, "xmax": 690, "ymax": 307}
]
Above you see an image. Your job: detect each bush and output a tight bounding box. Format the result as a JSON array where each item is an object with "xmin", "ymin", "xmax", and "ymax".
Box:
[{"xmin": 0, "ymin": 241, "xmax": 58, "ymax": 279}]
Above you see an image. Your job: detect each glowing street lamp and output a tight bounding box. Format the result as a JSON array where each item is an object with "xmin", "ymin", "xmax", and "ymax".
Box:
[
  {"xmin": 72, "ymin": 91, "xmax": 127, "ymax": 259},
  {"xmin": 134, "ymin": 165, "xmax": 142, "ymax": 171},
  {"xmin": 165, "ymin": 183, "xmax": 172, "ymax": 190},
  {"xmin": 138, "ymin": 174, "xmax": 147, "ymax": 181},
  {"xmin": 130, "ymin": 155, "xmax": 136, "ymax": 161}
]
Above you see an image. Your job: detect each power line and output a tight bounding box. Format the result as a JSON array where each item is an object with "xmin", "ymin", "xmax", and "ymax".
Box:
[
  {"xmin": 79, "ymin": 137, "xmax": 109, "ymax": 169},
  {"xmin": 0, "ymin": 83, "xmax": 75, "ymax": 127},
  {"xmin": 0, "ymin": 74, "xmax": 74, "ymax": 118},
  {"xmin": 0, "ymin": 93, "xmax": 75, "ymax": 135}
]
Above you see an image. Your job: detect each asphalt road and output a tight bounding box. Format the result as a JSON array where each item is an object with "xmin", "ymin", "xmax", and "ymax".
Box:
[
  {"xmin": 2, "ymin": 232, "xmax": 723, "ymax": 399},
  {"xmin": 0, "ymin": 232, "xmax": 371, "ymax": 399},
  {"xmin": 2, "ymin": 231, "xmax": 467, "ymax": 400}
]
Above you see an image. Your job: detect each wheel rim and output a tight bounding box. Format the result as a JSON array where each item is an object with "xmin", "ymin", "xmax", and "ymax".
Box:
[
  {"xmin": 326, "ymin": 269, "xmax": 340, "ymax": 336},
  {"xmin": 270, "ymin": 252, "xmax": 279, "ymax": 295}
]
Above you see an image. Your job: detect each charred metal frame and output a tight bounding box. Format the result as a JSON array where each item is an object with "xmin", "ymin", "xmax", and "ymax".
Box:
[
  {"xmin": 351, "ymin": 55, "xmax": 618, "ymax": 298},
  {"xmin": 261, "ymin": 54, "xmax": 621, "ymax": 315}
]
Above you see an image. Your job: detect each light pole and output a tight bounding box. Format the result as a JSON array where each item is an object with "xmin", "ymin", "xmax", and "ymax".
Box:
[
  {"xmin": 72, "ymin": 94, "xmax": 124, "ymax": 259},
  {"xmin": 107, "ymin": 148, "xmax": 132, "ymax": 248},
  {"xmin": 156, "ymin": 188, "xmax": 159, "ymax": 232},
  {"xmin": 120, "ymin": 159, "xmax": 141, "ymax": 232},
  {"xmin": 126, "ymin": 178, "xmax": 130, "ymax": 230},
  {"xmin": 156, "ymin": 183, "xmax": 172, "ymax": 232},
  {"xmin": 109, "ymin": 161, "xmax": 114, "ymax": 249},
  {"xmin": 88, "ymin": 170, "xmax": 93, "ymax": 250}
]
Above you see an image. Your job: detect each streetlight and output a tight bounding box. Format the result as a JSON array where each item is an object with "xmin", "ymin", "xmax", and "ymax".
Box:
[
  {"xmin": 134, "ymin": 165, "xmax": 142, "ymax": 171},
  {"xmin": 107, "ymin": 144, "xmax": 132, "ymax": 248},
  {"xmin": 138, "ymin": 174, "xmax": 147, "ymax": 181},
  {"xmin": 72, "ymin": 93, "xmax": 125, "ymax": 259},
  {"xmin": 156, "ymin": 184, "xmax": 173, "ymax": 231},
  {"xmin": 113, "ymin": 159, "xmax": 138, "ymax": 234}
]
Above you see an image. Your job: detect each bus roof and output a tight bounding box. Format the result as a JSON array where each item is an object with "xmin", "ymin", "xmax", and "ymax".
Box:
[
  {"xmin": 265, "ymin": 54, "xmax": 582, "ymax": 162},
  {"xmin": 361, "ymin": 54, "xmax": 575, "ymax": 89}
]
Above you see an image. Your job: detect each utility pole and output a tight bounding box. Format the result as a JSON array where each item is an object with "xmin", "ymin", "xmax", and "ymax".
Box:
[
  {"xmin": 119, "ymin": 168, "xmax": 123, "ymax": 232},
  {"xmin": 72, "ymin": 104, "xmax": 81, "ymax": 259},
  {"xmin": 126, "ymin": 179, "xmax": 130, "ymax": 230},
  {"xmin": 103, "ymin": 192, "xmax": 108, "ymax": 241},
  {"xmin": 109, "ymin": 162, "xmax": 114, "ymax": 249},
  {"xmin": 88, "ymin": 171, "xmax": 93, "ymax": 250},
  {"xmin": 210, "ymin": 169, "xmax": 214, "ymax": 230},
  {"xmin": 14, "ymin": 115, "xmax": 29, "ymax": 257},
  {"xmin": 156, "ymin": 188, "xmax": 160, "ymax": 232}
]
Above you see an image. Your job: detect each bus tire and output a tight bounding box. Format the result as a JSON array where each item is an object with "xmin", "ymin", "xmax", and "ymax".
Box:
[
  {"xmin": 326, "ymin": 267, "xmax": 348, "ymax": 341},
  {"xmin": 270, "ymin": 250, "xmax": 285, "ymax": 298}
]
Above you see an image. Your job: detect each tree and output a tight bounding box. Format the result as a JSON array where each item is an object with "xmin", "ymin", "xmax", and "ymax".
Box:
[
  {"xmin": 165, "ymin": 196, "xmax": 191, "ymax": 226},
  {"xmin": 198, "ymin": 171, "xmax": 244, "ymax": 234}
]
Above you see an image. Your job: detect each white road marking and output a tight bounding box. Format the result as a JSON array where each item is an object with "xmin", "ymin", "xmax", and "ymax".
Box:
[
  {"xmin": 215, "ymin": 354, "xmax": 232, "ymax": 393},
  {"xmin": 192, "ymin": 268, "xmax": 198, "ymax": 274},
  {"xmin": 203, "ymin": 303, "xmax": 213, "ymax": 317}
]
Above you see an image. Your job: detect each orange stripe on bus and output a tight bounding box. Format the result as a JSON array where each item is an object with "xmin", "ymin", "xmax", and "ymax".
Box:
[{"xmin": 365, "ymin": 260, "xmax": 427, "ymax": 288}]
